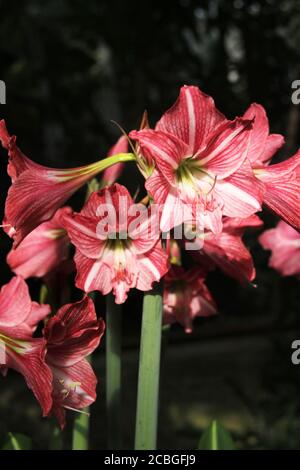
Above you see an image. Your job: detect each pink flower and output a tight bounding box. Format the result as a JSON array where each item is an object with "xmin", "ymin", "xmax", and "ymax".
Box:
[
  {"xmin": 43, "ymin": 296, "xmax": 105, "ymax": 429},
  {"xmin": 259, "ymin": 220, "xmax": 300, "ymax": 277},
  {"xmin": 0, "ymin": 120, "xmax": 133, "ymax": 246},
  {"xmin": 130, "ymin": 85, "xmax": 263, "ymax": 233},
  {"xmin": 0, "ymin": 276, "xmax": 52, "ymax": 416},
  {"xmin": 163, "ymin": 266, "xmax": 217, "ymax": 333},
  {"xmin": 7, "ymin": 207, "xmax": 71, "ymax": 279},
  {"xmin": 61, "ymin": 183, "xmax": 169, "ymax": 304},
  {"xmin": 101, "ymin": 136, "xmax": 128, "ymax": 186},
  {"xmin": 242, "ymin": 103, "xmax": 285, "ymax": 167},
  {"xmin": 243, "ymin": 104, "xmax": 300, "ymax": 230},
  {"xmin": 0, "ymin": 278, "xmax": 104, "ymax": 427},
  {"xmin": 191, "ymin": 215, "xmax": 262, "ymax": 283}
]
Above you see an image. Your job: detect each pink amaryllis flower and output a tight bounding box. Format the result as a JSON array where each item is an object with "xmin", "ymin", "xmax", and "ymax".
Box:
[
  {"xmin": 0, "ymin": 120, "xmax": 134, "ymax": 246},
  {"xmin": 60, "ymin": 183, "xmax": 169, "ymax": 304},
  {"xmin": 100, "ymin": 135, "xmax": 128, "ymax": 186},
  {"xmin": 7, "ymin": 207, "xmax": 71, "ymax": 279},
  {"xmin": 43, "ymin": 296, "xmax": 105, "ymax": 429},
  {"xmin": 243, "ymin": 103, "xmax": 300, "ymax": 231},
  {"xmin": 259, "ymin": 221, "xmax": 300, "ymax": 277},
  {"xmin": 130, "ymin": 85, "xmax": 263, "ymax": 233},
  {"xmin": 0, "ymin": 276, "xmax": 53, "ymax": 416},
  {"xmin": 163, "ymin": 266, "xmax": 217, "ymax": 333},
  {"xmin": 190, "ymin": 215, "xmax": 262, "ymax": 284}
]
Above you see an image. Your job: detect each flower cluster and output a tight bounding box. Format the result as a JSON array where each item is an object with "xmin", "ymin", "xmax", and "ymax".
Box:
[
  {"xmin": 0, "ymin": 277, "xmax": 104, "ymax": 428},
  {"xmin": 0, "ymin": 84, "xmax": 299, "ymax": 425}
]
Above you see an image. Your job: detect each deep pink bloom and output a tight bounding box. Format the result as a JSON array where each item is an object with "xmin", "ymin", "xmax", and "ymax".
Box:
[
  {"xmin": 130, "ymin": 85, "xmax": 263, "ymax": 233},
  {"xmin": 0, "ymin": 120, "xmax": 131, "ymax": 245},
  {"xmin": 101, "ymin": 136, "xmax": 128, "ymax": 186},
  {"xmin": 7, "ymin": 207, "xmax": 71, "ymax": 279},
  {"xmin": 163, "ymin": 266, "xmax": 217, "ymax": 333},
  {"xmin": 43, "ymin": 296, "xmax": 105, "ymax": 429},
  {"xmin": 259, "ymin": 221, "xmax": 300, "ymax": 277},
  {"xmin": 243, "ymin": 104, "xmax": 300, "ymax": 230},
  {"xmin": 61, "ymin": 183, "xmax": 169, "ymax": 304},
  {"xmin": 242, "ymin": 103, "xmax": 285, "ymax": 166},
  {"xmin": 0, "ymin": 276, "xmax": 52, "ymax": 416},
  {"xmin": 192, "ymin": 215, "xmax": 262, "ymax": 283}
]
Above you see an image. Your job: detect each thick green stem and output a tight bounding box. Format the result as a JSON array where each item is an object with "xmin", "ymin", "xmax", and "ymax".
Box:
[
  {"xmin": 106, "ymin": 294, "xmax": 122, "ymax": 449},
  {"xmin": 72, "ymin": 410, "xmax": 90, "ymax": 450},
  {"xmin": 135, "ymin": 283, "xmax": 163, "ymax": 450},
  {"xmin": 72, "ymin": 355, "xmax": 91, "ymax": 450}
]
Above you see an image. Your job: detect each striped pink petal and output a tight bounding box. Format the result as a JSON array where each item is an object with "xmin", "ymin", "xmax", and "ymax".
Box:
[{"xmin": 156, "ymin": 85, "xmax": 226, "ymax": 155}]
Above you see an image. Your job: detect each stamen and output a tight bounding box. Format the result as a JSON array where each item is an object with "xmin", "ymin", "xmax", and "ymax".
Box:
[{"xmin": 64, "ymin": 405, "xmax": 90, "ymax": 416}]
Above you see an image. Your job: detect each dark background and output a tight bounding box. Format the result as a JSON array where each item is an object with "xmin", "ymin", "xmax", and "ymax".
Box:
[{"xmin": 1, "ymin": 0, "xmax": 300, "ymax": 450}]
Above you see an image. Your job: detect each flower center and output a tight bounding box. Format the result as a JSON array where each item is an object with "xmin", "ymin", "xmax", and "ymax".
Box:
[
  {"xmin": 0, "ymin": 333, "xmax": 31, "ymax": 363},
  {"xmin": 104, "ymin": 234, "xmax": 133, "ymax": 282},
  {"xmin": 105, "ymin": 234, "xmax": 132, "ymax": 251},
  {"xmin": 175, "ymin": 158, "xmax": 216, "ymax": 198}
]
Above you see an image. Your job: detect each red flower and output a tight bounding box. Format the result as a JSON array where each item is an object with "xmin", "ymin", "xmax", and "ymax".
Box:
[
  {"xmin": 0, "ymin": 120, "xmax": 134, "ymax": 245},
  {"xmin": 163, "ymin": 266, "xmax": 217, "ymax": 333},
  {"xmin": 7, "ymin": 207, "xmax": 71, "ymax": 279},
  {"xmin": 259, "ymin": 220, "xmax": 300, "ymax": 277},
  {"xmin": 61, "ymin": 183, "xmax": 169, "ymax": 303},
  {"xmin": 0, "ymin": 276, "xmax": 52, "ymax": 416},
  {"xmin": 191, "ymin": 215, "xmax": 262, "ymax": 283},
  {"xmin": 43, "ymin": 296, "xmax": 105, "ymax": 429},
  {"xmin": 130, "ymin": 85, "xmax": 263, "ymax": 233},
  {"xmin": 243, "ymin": 104, "xmax": 300, "ymax": 230}
]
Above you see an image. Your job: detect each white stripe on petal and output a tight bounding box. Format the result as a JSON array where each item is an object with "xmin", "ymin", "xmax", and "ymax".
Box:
[
  {"xmin": 84, "ymin": 258, "xmax": 103, "ymax": 291},
  {"xmin": 139, "ymin": 257, "xmax": 161, "ymax": 281},
  {"xmin": 186, "ymin": 88, "xmax": 196, "ymax": 154}
]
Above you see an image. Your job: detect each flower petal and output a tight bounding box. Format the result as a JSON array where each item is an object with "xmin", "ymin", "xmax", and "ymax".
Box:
[
  {"xmin": 74, "ymin": 250, "xmax": 112, "ymax": 295},
  {"xmin": 61, "ymin": 211, "xmax": 103, "ymax": 259},
  {"xmin": 7, "ymin": 207, "xmax": 71, "ymax": 278},
  {"xmin": 135, "ymin": 242, "xmax": 169, "ymax": 291},
  {"xmin": 262, "ymin": 134, "xmax": 285, "ymax": 163},
  {"xmin": 259, "ymin": 221, "xmax": 300, "ymax": 276},
  {"xmin": 156, "ymin": 85, "xmax": 226, "ymax": 155},
  {"xmin": 101, "ymin": 135, "xmax": 128, "ymax": 186},
  {"xmin": 0, "ymin": 276, "xmax": 32, "ymax": 328},
  {"xmin": 44, "ymin": 297, "xmax": 105, "ymax": 368},
  {"xmin": 130, "ymin": 129, "xmax": 188, "ymax": 182},
  {"xmin": 203, "ymin": 231, "xmax": 256, "ymax": 283},
  {"xmin": 197, "ymin": 118, "xmax": 253, "ymax": 178},
  {"xmin": 50, "ymin": 359, "xmax": 97, "ymax": 429},
  {"xmin": 163, "ymin": 266, "xmax": 217, "ymax": 333},
  {"xmin": 5, "ymin": 338, "xmax": 53, "ymax": 416},
  {"xmin": 214, "ymin": 161, "xmax": 264, "ymax": 218},
  {"xmin": 256, "ymin": 152, "xmax": 300, "ymax": 230}
]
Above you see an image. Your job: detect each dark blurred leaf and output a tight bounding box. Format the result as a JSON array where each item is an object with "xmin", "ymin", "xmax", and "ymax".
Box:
[{"xmin": 49, "ymin": 426, "xmax": 62, "ymax": 450}]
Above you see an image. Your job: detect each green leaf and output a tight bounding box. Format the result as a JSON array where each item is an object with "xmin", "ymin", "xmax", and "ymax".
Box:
[
  {"xmin": 2, "ymin": 432, "xmax": 32, "ymax": 450},
  {"xmin": 198, "ymin": 420, "xmax": 235, "ymax": 450}
]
